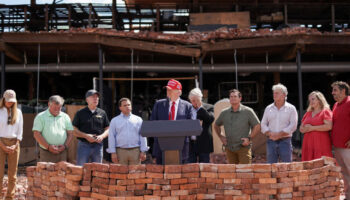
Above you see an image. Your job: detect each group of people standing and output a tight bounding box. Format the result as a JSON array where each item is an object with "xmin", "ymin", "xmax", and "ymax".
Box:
[{"xmin": 0, "ymin": 79, "xmax": 349, "ymax": 199}]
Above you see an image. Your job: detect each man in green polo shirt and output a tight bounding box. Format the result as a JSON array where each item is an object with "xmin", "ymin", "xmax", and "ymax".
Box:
[
  {"xmin": 33, "ymin": 95, "xmax": 74, "ymax": 163},
  {"xmin": 214, "ymin": 89, "xmax": 261, "ymax": 164}
]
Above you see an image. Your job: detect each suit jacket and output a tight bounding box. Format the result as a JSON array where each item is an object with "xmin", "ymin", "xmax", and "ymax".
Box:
[
  {"xmin": 193, "ymin": 103, "xmax": 215, "ymax": 153},
  {"xmin": 150, "ymin": 98, "xmax": 195, "ymax": 163}
]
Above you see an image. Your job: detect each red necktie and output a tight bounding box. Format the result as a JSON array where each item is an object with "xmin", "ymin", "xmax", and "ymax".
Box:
[{"xmin": 169, "ymin": 101, "xmax": 175, "ymax": 120}]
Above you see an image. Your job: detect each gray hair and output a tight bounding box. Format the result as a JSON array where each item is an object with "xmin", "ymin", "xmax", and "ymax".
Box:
[
  {"xmin": 188, "ymin": 88, "xmax": 203, "ymax": 100},
  {"xmin": 49, "ymin": 95, "xmax": 65, "ymax": 106},
  {"xmin": 272, "ymin": 83, "xmax": 288, "ymax": 96}
]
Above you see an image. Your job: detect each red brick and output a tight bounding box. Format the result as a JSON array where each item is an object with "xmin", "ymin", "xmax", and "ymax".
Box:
[
  {"xmin": 223, "ymin": 179, "xmax": 241, "ymax": 184},
  {"xmin": 200, "ymin": 172, "xmax": 217, "ymax": 178},
  {"xmin": 109, "ymin": 164, "xmax": 129, "ymax": 173},
  {"xmin": 289, "ymin": 162, "xmax": 304, "ymax": 171},
  {"xmin": 67, "ymin": 165, "xmax": 83, "ymax": 175},
  {"xmin": 277, "ymin": 193, "xmax": 292, "ymax": 199},
  {"xmin": 92, "ymin": 171, "xmax": 109, "ymax": 179},
  {"xmin": 171, "ymin": 190, "xmax": 189, "ymax": 196},
  {"xmin": 218, "ymin": 172, "xmax": 236, "ymax": 179},
  {"xmin": 254, "ymin": 173, "xmax": 271, "ymax": 178},
  {"xmin": 162, "ymin": 185, "xmax": 180, "ymax": 190},
  {"xmin": 204, "ymin": 178, "xmax": 222, "ymax": 184},
  {"xmin": 146, "ymin": 165, "xmax": 164, "ymax": 173},
  {"xmin": 216, "ymin": 184, "xmax": 234, "ymax": 190},
  {"xmin": 278, "ymin": 187, "xmax": 293, "ymax": 193},
  {"xmin": 164, "ymin": 165, "xmax": 182, "ymax": 173},
  {"xmin": 161, "ymin": 197, "xmax": 179, "ymax": 200},
  {"xmin": 80, "ymin": 185, "xmax": 91, "ymax": 192},
  {"xmin": 199, "ymin": 163, "xmax": 218, "ymax": 172},
  {"xmin": 235, "ymin": 164, "xmax": 253, "ymax": 172},
  {"xmin": 134, "ymin": 190, "xmax": 153, "ymax": 196},
  {"xmin": 182, "ymin": 172, "xmax": 199, "ymax": 178},
  {"xmin": 108, "ymin": 185, "xmax": 127, "ymax": 191},
  {"xmin": 251, "ymin": 194, "xmax": 269, "ymax": 200},
  {"xmin": 197, "ymin": 194, "xmax": 215, "ymax": 199},
  {"xmin": 217, "ymin": 164, "xmax": 235, "ymax": 173},
  {"xmin": 125, "ymin": 197, "xmax": 144, "ymax": 200},
  {"xmin": 152, "ymin": 190, "xmax": 171, "ymax": 196},
  {"xmin": 127, "ymin": 172, "xmax": 145, "ymax": 179},
  {"xmin": 189, "ymin": 188, "xmax": 207, "ymax": 195},
  {"xmin": 91, "ymin": 163, "xmax": 109, "ymax": 172},
  {"xmin": 257, "ymin": 189, "xmax": 277, "ymax": 194},
  {"xmin": 224, "ymin": 190, "xmax": 242, "ymax": 196},
  {"xmin": 144, "ymin": 196, "xmax": 161, "ymax": 200},
  {"xmin": 110, "ymin": 173, "xmax": 128, "ymax": 179},
  {"xmin": 188, "ymin": 177, "xmax": 206, "ymax": 183},
  {"xmin": 312, "ymin": 158, "xmax": 325, "ymax": 168},
  {"xmin": 91, "ymin": 192, "xmax": 108, "ymax": 200},
  {"xmin": 171, "ymin": 178, "xmax": 188, "ymax": 185},
  {"xmin": 180, "ymin": 195, "xmax": 196, "ymax": 200},
  {"xmin": 108, "ymin": 197, "xmax": 126, "ymax": 200},
  {"xmin": 233, "ymin": 195, "xmax": 250, "ymax": 200},
  {"xmin": 208, "ymin": 189, "xmax": 224, "ymax": 194},
  {"xmin": 182, "ymin": 163, "xmax": 200, "ymax": 173},
  {"xmin": 322, "ymin": 156, "xmax": 336, "ymax": 166},
  {"xmin": 116, "ymin": 191, "xmax": 134, "ymax": 196},
  {"xmin": 135, "ymin": 178, "xmax": 153, "ymax": 184},
  {"xmin": 164, "ymin": 173, "xmax": 182, "ymax": 179},
  {"xmin": 270, "ymin": 182, "xmax": 293, "ymax": 189},
  {"xmin": 128, "ymin": 164, "xmax": 146, "ymax": 173},
  {"xmin": 127, "ymin": 184, "xmax": 145, "ymax": 191},
  {"xmin": 147, "ymin": 184, "xmax": 161, "ymax": 190},
  {"xmin": 236, "ymin": 173, "xmax": 254, "ymax": 179},
  {"xmin": 78, "ymin": 191, "xmax": 91, "ymax": 197},
  {"xmin": 252, "ymin": 164, "xmax": 271, "ymax": 173},
  {"xmin": 198, "ymin": 182, "xmax": 216, "ymax": 189},
  {"xmin": 117, "ymin": 179, "xmax": 135, "ymax": 185},
  {"xmin": 271, "ymin": 163, "xmax": 289, "ymax": 172},
  {"xmin": 180, "ymin": 183, "xmax": 198, "ymax": 190},
  {"xmin": 146, "ymin": 172, "xmax": 163, "ymax": 179},
  {"xmin": 258, "ymin": 178, "xmax": 276, "ymax": 184},
  {"xmin": 153, "ymin": 178, "xmax": 170, "ymax": 185}
]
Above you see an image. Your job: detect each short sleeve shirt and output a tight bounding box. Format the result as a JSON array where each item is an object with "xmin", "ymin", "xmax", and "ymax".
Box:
[
  {"xmin": 215, "ymin": 104, "xmax": 260, "ymax": 151},
  {"xmin": 32, "ymin": 109, "xmax": 74, "ymax": 148},
  {"xmin": 73, "ymin": 107, "xmax": 110, "ymax": 143},
  {"xmin": 332, "ymin": 96, "xmax": 350, "ymax": 148}
]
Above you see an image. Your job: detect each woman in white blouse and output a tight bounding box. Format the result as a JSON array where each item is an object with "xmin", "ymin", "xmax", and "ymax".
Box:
[{"xmin": 0, "ymin": 90, "xmax": 23, "ymax": 200}]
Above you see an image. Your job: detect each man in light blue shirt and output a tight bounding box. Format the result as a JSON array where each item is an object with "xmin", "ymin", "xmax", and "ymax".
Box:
[{"xmin": 107, "ymin": 98, "xmax": 148, "ymax": 165}]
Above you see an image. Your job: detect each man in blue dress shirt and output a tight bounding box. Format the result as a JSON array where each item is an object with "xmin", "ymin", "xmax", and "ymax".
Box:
[{"xmin": 107, "ymin": 98, "xmax": 148, "ymax": 165}]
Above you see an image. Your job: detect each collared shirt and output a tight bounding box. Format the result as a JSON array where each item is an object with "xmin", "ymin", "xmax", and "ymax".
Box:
[
  {"xmin": 107, "ymin": 113, "xmax": 148, "ymax": 153},
  {"xmin": 332, "ymin": 96, "xmax": 350, "ymax": 148},
  {"xmin": 32, "ymin": 109, "xmax": 74, "ymax": 148},
  {"xmin": 261, "ymin": 102, "xmax": 298, "ymax": 137},
  {"xmin": 73, "ymin": 107, "xmax": 110, "ymax": 143},
  {"xmin": 168, "ymin": 98, "xmax": 180, "ymax": 120},
  {"xmin": 215, "ymin": 104, "xmax": 260, "ymax": 151},
  {"xmin": 0, "ymin": 107, "xmax": 23, "ymax": 141}
]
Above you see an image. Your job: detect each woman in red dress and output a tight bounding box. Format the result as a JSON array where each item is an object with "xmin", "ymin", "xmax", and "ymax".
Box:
[{"xmin": 300, "ymin": 91, "xmax": 333, "ymax": 161}]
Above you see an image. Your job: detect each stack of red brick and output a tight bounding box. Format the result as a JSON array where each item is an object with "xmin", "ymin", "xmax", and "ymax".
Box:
[
  {"xmin": 26, "ymin": 161, "xmax": 83, "ymax": 200},
  {"xmin": 26, "ymin": 156, "xmax": 341, "ymax": 200}
]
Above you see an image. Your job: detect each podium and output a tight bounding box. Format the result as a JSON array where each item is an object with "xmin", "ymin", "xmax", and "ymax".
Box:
[{"xmin": 140, "ymin": 120, "xmax": 202, "ymax": 165}]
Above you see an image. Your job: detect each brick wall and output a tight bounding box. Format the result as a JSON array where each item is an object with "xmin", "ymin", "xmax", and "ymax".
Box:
[{"xmin": 26, "ymin": 156, "xmax": 342, "ymax": 200}]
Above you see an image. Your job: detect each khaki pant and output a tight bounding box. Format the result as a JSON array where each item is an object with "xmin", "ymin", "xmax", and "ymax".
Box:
[
  {"xmin": 334, "ymin": 148, "xmax": 350, "ymax": 199},
  {"xmin": 39, "ymin": 148, "xmax": 67, "ymax": 163},
  {"xmin": 116, "ymin": 147, "xmax": 140, "ymax": 165},
  {"xmin": 0, "ymin": 138, "xmax": 20, "ymax": 200},
  {"xmin": 225, "ymin": 146, "xmax": 251, "ymax": 164}
]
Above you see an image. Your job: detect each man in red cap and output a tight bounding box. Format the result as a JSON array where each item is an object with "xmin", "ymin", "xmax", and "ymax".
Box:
[{"xmin": 150, "ymin": 79, "xmax": 196, "ymax": 164}]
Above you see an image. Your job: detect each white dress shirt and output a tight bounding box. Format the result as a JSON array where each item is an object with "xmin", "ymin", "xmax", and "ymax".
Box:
[
  {"xmin": 0, "ymin": 107, "xmax": 23, "ymax": 140},
  {"xmin": 168, "ymin": 98, "xmax": 180, "ymax": 120},
  {"xmin": 261, "ymin": 102, "xmax": 298, "ymax": 137}
]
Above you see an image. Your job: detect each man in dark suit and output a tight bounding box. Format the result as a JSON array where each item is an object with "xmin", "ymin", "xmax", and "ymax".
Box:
[
  {"xmin": 150, "ymin": 79, "xmax": 195, "ymax": 164},
  {"xmin": 188, "ymin": 88, "xmax": 215, "ymax": 163}
]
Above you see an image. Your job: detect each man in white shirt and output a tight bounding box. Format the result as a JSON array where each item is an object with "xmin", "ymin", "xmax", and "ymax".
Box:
[{"xmin": 261, "ymin": 83, "xmax": 298, "ymax": 163}]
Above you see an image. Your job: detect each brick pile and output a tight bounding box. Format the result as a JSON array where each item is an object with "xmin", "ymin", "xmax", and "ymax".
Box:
[
  {"xmin": 26, "ymin": 161, "xmax": 83, "ymax": 200},
  {"xmin": 26, "ymin": 156, "xmax": 341, "ymax": 200}
]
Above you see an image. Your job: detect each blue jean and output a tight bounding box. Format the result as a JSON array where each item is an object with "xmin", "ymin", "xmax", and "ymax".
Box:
[
  {"xmin": 76, "ymin": 140, "xmax": 103, "ymax": 166},
  {"xmin": 266, "ymin": 137, "xmax": 292, "ymax": 164}
]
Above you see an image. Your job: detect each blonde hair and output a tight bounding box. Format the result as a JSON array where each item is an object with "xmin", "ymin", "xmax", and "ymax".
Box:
[
  {"xmin": 306, "ymin": 91, "xmax": 330, "ymax": 112},
  {"xmin": 0, "ymin": 98, "xmax": 18, "ymax": 125}
]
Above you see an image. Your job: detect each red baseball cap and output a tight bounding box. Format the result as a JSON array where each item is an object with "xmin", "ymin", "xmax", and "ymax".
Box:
[{"xmin": 165, "ymin": 79, "xmax": 182, "ymax": 90}]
